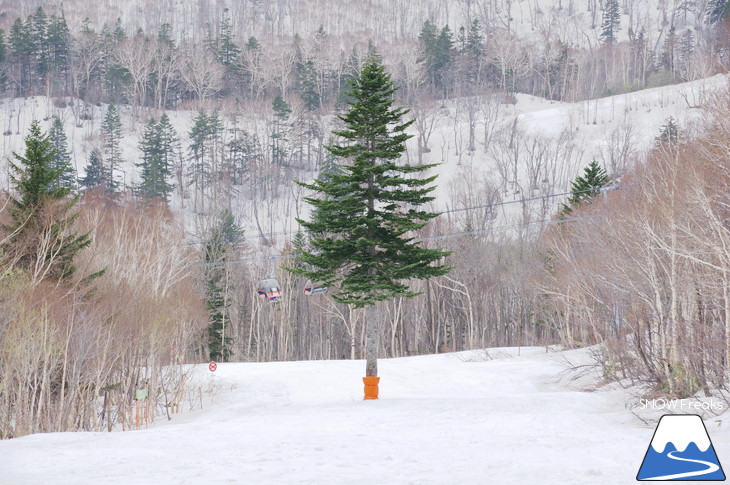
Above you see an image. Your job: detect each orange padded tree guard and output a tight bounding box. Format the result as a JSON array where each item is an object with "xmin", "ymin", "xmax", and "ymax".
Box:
[{"xmin": 363, "ymin": 376, "xmax": 380, "ymax": 400}]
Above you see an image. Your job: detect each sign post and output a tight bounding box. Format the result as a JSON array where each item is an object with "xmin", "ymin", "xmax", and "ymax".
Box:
[
  {"xmin": 134, "ymin": 384, "xmax": 149, "ymax": 430},
  {"xmin": 209, "ymin": 361, "xmax": 217, "ymax": 372}
]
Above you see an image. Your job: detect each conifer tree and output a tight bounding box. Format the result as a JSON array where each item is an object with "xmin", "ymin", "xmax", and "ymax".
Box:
[
  {"xmin": 419, "ymin": 20, "xmax": 439, "ymax": 51},
  {"xmin": 466, "ymin": 20, "xmax": 483, "ymax": 50},
  {"xmin": 2, "ymin": 121, "xmax": 92, "ymax": 280},
  {"xmin": 562, "ymin": 160, "xmax": 611, "ymax": 213},
  {"xmin": 600, "ymin": 0, "xmax": 622, "ymax": 44},
  {"xmin": 317, "ymin": 144, "xmax": 342, "ymax": 182},
  {"xmin": 296, "ymin": 58, "xmax": 320, "ymax": 111},
  {"xmin": 111, "ymin": 17, "xmax": 126, "ymax": 42},
  {"xmin": 137, "ymin": 117, "xmax": 173, "ymax": 201},
  {"xmin": 81, "ymin": 148, "xmax": 107, "ymax": 191},
  {"xmin": 271, "ymin": 95, "xmax": 292, "ymax": 166},
  {"xmin": 435, "ymin": 26, "xmax": 454, "ymax": 92},
  {"xmin": 677, "ymin": 29, "xmax": 694, "ymax": 80},
  {"xmin": 226, "ymin": 130, "xmax": 259, "ymax": 185},
  {"xmin": 157, "ymin": 23, "xmax": 174, "ymax": 47},
  {"xmin": 292, "ymin": 56, "xmax": 450, "ymax": 379},
  {"xmin": 657, "ymin": 116, "xmax": 679, "ymax": 145},
  {"xmin": 419, "ymin": 21, "xmax": 454, "ymax": 96},
  {"xmin": 47, "ymin": 12, "xmax": 70, "ymax": 89},
  {"xmin": 157, "ymin": 113, "xmax": 181, "ymax": 180},
  {"xmin": 204, "ymin": 209, "xmax": 244, "ymax": 361},
  {"xmin": 338, "ymin": 47, "xmax": 361, "ymax": 104},
  {"xmin": 31, "ymin": 7, "xmax": 49, "ymax": 84},
  {"xmin": 9, "ymin": 17, "xmax": 32, "ymax": 94},
  {"xmin": 188, "ymin": 109, "xmax": 222, "ymax": 210},
  {"xmin": 245, "ymin": 36, "xmax": 260, "ymax": 51},
  {"xmin": 48, "ymin": 116, "xmax": 76, "ymax": 190},
  {"xmin": 455, "ymin": 19, "xmax": 485, "ymax": 90},
  {"xmin": 101, "ymin": 103, "xmax": 123, "ymax": 192},
  {"xmin": 217, "ymin": 8, "xmax": 241, "ymax": 68},
  {"xmin": 188, "ymin": 109, "xmax": 210, "ymax": 200},
  {"xmin": 216, "ymin": 8, "xmax": 241, "ymax": 96}
]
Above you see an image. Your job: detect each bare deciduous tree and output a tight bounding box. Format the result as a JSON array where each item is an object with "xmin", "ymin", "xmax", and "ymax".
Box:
[{"xmin": 180, "ymin": 46, "xmax": 225, "ymax": 106}]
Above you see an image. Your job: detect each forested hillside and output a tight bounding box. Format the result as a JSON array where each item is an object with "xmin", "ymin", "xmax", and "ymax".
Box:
[{"xmin": 0, "ymin": 0, "xmax": 728, "ymax": 438}]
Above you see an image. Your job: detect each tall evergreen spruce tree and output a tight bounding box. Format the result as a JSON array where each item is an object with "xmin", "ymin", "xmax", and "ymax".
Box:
[
  {"xmin": 600, "ymin": 0, "xmax": 622, "ymax": 44},
  {"xmin": 562, "ymin": 160, "xmax": 611, "ymax": 213},
  {"xmin": 463, "ymin": 19, "xmax": 484, "ymax": 87},
  {"xmin": 292, "ymin": 56, "xmax": 450, "ymax": 379},
  {"xmin": 418, "ymin": 21, "xmax": 454, "ymax": 97},
  {"xmin": 47, "ymin": 12, "xmax": 70, "ymax": 91},
  {"xmin": 30, "ymin": 8, "xmax": 49, "ymax": 88},
  {"xmin": 137, "ymin": 117, "xmax": 174, "ymax": 201},
  {"xmin": 9, "ymin": 17, "xmax": 32, "ymax": 95},
  {"xmin": 271, "ymin": 95, "xmax": 292, "ymax": 167},
  {"xmin": 296, "ymin": 58, "xmax": 320, "ymax": 111},
  {"xmin": 188, "ymin": 110, "xmax": 210, "ymax": 210},
  {"xmin": 101, "ymin": 103, "xmax": 122, "ymax": 192},
  {"xmin": 204, "ymin": 209, "xmax": 244, "ymax": 361},
  {"xmin": 217, "ymin": 8, "xmax": 241, "ymax": 68},
  {"xmin": 2, "ymin": 121, "xmax": 92, "ymax": 280},
  {"xmin": 157, "ymin": 113, "xmax": 181, "ymax": 178},
  {"xmin": 48, "ymin": 116, "xmax": 76, "ymax": 190}
]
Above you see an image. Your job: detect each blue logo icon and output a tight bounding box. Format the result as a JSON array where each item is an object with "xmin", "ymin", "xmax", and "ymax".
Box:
[{"xmin": 637, "ymin": 414, "xmax": 725, "ymax": 481}]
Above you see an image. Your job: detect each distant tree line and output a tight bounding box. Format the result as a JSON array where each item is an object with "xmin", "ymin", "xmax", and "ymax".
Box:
[{"xmin": 0, "ymin": 5, "xmax": 727, "ymax": 108}]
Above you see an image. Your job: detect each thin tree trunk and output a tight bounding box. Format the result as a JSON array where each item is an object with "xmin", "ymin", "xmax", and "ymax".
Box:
[{"xmin": 365, "ymin": 304, "xmax": 379, "ymax": 377}]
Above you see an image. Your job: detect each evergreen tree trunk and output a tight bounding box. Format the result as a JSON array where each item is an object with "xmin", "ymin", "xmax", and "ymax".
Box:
[{"xmin": 366, "ymin": 303, "xmax": 379, "ymax": 377}]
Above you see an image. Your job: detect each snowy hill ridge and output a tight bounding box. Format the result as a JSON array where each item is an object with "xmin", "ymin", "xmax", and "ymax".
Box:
[
  {"xmin": 1, "ymin": 72, "xmax": 727, "ymax": 249},
  {"xmin": 650, "ymin": 415, "xmax": 713, "ymax": 453}
]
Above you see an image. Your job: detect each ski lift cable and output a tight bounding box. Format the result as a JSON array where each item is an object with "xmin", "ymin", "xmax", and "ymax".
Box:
[
  {"xmin": 182, "ymin": 184, "xmax": 623, "ymax": 246},
  {"xmin": 183, "ymin": 214, "xmax": 587, "ymax": 269},
  {"xmin": 183, "ymin": 185, "xmax": 622, "ymax": 268},
  {"xmin": 442, "ymin": 185, "xmax": 620, "ymax": 215},
  {"xmin": 414, "ymin": 215, "xmax": 583, "ymax": 242}
]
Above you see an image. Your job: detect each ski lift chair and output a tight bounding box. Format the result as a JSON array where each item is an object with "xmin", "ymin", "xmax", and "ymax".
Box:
[
  {"xmin": 257, "ymin": 276, "xmax": 282, "ymax": 302},
  {"xmin": 303, "ymin": 284, "xmax": 328, "ymax": 296}
]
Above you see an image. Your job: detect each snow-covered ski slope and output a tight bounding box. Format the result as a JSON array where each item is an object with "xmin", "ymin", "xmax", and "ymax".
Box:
[{"xmin": 1, "ymin": 346, "xmax": 727, "ymax": 484}]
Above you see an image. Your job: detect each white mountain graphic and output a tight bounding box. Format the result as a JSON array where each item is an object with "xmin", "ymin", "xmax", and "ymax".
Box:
[
  {"xmin": 650, "ymin": 415, "xmax": 711, "ymax": 453},
  {"xmin": 638, "ymin": 414, "xmax": 725, "ymax": 481}
]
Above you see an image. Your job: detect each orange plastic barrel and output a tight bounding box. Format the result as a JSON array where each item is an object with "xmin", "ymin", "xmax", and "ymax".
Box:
[{"xmin": 363, "ymin": 376, "xmax": 380, "ymax": 400}]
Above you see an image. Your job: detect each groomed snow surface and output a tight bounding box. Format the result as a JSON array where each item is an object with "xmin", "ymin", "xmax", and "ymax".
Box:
[{"xmin": 2, "ymin": 346, "xmax": 727, "ymax": 484}]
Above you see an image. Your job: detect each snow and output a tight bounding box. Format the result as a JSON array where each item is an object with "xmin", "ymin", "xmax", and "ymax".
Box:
[
  {"xmin": 1, "ymin": 345, "xmax": 727, "ymax": 484},
  {"xmin": 0, "ymin": 73, "xmax": 727, "ymax": 253},
  {"xmin": 415, "ymin": 72, "xmax": 730, "ymax": 236},
  {"xmin": 651, "ymin": 415, "xmax": 712, "ymax": 453}
]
